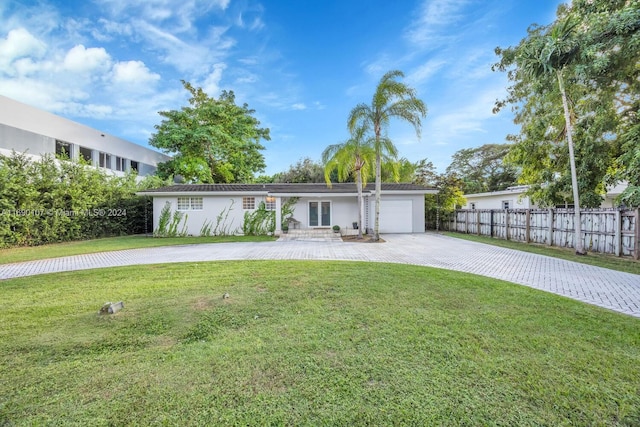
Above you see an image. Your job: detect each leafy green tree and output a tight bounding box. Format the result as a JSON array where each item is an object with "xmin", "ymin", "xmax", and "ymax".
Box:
[
  {"xmin": 322, "ymin": 126, "xmax": 375, "ymax": 239},
  {"xmin": 150, "ymin": 81, "xmax": 270, "ymax": 183},
  {"xmin": 271, "ymin": 158, "xmax": 327, "ymax": 183},
  {"xmin": 424, "ymin": 172, "xmax": 466, "ymax": 230},
  {"xmin": 409, "ymin": 158, "xmax": 439, "ymax": 187},
  {"xmin": 494, "ymin": 1, "xmax": 639, "ymax": 253},
  {"xmin": 348, "ymin": 70, "xmax": 427, "ymax": 241},
  {"xmin": 446, "ymin": 144, "xmax": 518, "ymax": 194},
  {"xmin": 615, "ymin": 109, "xmax": 640, "ymax": 206}
]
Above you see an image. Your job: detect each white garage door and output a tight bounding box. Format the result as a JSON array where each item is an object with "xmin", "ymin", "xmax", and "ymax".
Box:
[{"xmin": 376, "ymin": 200, "xmax": 413, "ymax": 233}]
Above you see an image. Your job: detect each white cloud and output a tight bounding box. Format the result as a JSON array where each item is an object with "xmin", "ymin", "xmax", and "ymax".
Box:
[
  {"xmin": 235, "ymin": 72, "xmax": 258, "ymax": 84},
  {"xmin": 236, "ymin": 6, "xmax": 265, "ymax": 32},
  {"xmin": 0, "ymin": 28, "xmax": 46, "ymax": 74},
  {"xmin": 238, "ymin": 56, "xmax": 258, "ymax": 66},
  {"xmin": 95, "ymin": 0, "xmax": 230, "ymax": 34},
  {"xmin": 63, "ymin": 44, "xmax": 111, "ymax": 74},
  {"xmin": 0, "ymin": 78, "xmax": 88, "ymax": 111},
  {"xmin": 202, "ymin": 62, "xmax": 227, "ymax": 95},
  {"xmin": 94, "ymin": 18, "xmax": 133, "ymax": 41},
  {"xmin": 112, "ymin": 60, "xmax": 160, "ymax": 84},
  {"xmin": 291, "ymin": 103, "xmax": 306, "ymax": 110},
  {"xmin": 404, "ymin": 0, "xmax": 470, "ymax": 49},
  {"xmin": 423, "ymin": 81, "xmax": 507, "ymax": 147},
  {"xmin": 363, "ymin": 54, "xmax": 394, "ymax": 76},
  {"xmin": 407, "ymin": 59, "xmax": 446, "ymax": 85},
  {"xmin": 132, "ymin": 19, "xmax": 234, "ymax": 75}
]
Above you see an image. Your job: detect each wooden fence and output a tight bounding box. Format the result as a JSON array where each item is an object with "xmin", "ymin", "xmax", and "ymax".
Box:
[{"xmin": 446, "ymin": 208, "xmax": 640, "ymax": 259}]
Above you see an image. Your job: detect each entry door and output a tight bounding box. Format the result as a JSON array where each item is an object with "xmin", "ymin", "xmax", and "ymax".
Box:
[{"xmin": 309, "ymin": 201, "xmax": 331, "ymax": 227}]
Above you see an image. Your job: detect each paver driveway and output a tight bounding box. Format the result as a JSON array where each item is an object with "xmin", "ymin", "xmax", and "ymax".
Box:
[{"xmin": 1, "ymin": 233, "xmax": 639, "ymax": 318}]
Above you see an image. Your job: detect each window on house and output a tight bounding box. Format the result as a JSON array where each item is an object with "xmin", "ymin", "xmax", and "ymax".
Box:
[
  {"xmin": 99, "ymin": 152, "xmax": 111, "ymax": 169},
  {"xmin": 177, "ymin": 197, "xmax": 203, "ymax": 211},
  {"xmin": 190, "ymin": 197, "xmax": 203, "ymax": 210},
  {"xmin": 502, "ymin": 201, "xmax": 511, "ymax": 209},
  {"xmin": 243, "ymin": 197, "xmax": 255, "ymax": 210},
  {"xmin": 55, "ymin": 140, "xmax": 72, "ymax": 159},
  {"xmin": 265, "ymin": 196, "xmax": 276, "ymax": 211},
  {"xmin": 79, "ymin": 146, "xmax": 93, "ymax": 163},
  {"xmin": 130, "ymin": 160, "xmax": 139, "ymax": 173},
  {"xmin": 177, "ymin": 197, "xmax": 190, "ymax": 210},
  {"xmin": 115, "ymin": 157, "xmax": 126, "ymax": 172},
  {"xmin": 470, "ymin": 203, "xmax": 476, "ymax": 210}
]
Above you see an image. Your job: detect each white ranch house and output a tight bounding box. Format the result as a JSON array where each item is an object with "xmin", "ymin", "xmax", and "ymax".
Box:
[{"xmin": 139, "ymin": 183, "xmax": 436, "ymax": 235}]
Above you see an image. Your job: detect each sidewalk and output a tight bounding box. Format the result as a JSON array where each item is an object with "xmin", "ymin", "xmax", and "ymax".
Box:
[{"xmin": 1, "ymin": 233, "xmax": 638, "ymax": 317}]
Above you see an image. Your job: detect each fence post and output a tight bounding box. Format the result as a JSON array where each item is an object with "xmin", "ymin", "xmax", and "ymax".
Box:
[
  {"xmin": 548, "ymin": 208, "xmax": 554, "ymax": 247},
  {"xmin": 477, "ymin": 210, "xmax": 481, "ymax": 236},
  {"xmin": 525, "ymin": 209, "xmax": 531, "ymax": 243},
  {"xmin": 615, "ymin": 209, "xmax": 622, "ymax": 257},
  {"xmin": 635, "ymin": 208, "xmax": 640, "ymax": 260},
  {"xmin": 465, "ymin": 210, "xmax": 469, "ymax": 234},
  {"xmin": 453, "ymin": 211, "xmax": 458, "ymax": 232},
  {"xmin": 490, "ymin": 210, "xmax": 494, "ymax": 237},
  {"xmin": 505, "ymin": 209, "xmax": 510, "ymax": 241}
]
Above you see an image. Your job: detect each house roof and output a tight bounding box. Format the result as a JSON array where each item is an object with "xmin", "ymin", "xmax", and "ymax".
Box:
[
  {"xmin": 138, "ymin": 182, "xmax": 436, "ymax": 196},
  {"xmin": 463, "ymin": 185, "xmax": 531, "ymax": 199}
]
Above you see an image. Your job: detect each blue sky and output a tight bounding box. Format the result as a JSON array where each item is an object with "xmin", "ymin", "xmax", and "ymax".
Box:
[{"xmin": 0, "ymin": 0, "xmax": 563, "ymax": 176}]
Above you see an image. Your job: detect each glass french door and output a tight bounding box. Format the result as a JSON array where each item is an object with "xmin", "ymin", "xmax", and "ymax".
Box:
[{"xmin": 309, "ymin": 201, "xmax": 331, "ymax": 227}]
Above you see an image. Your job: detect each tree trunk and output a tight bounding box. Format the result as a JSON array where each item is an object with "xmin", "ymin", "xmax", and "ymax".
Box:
[
  {"xmin": 356, "ymin": 169, "xmax": 364, "ymax": 239},
  {"xmin": 557, "ymin": 70, "xmax": 585, "ymax": 255},
  {"xmin": 374, "ymin": 151, "xmax": 381, "ymax": 241}
]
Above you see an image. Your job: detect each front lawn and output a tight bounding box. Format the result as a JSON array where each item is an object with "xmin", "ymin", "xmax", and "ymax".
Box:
[
  {"xmin": 1, "ymin": 261, "xmax": 638, "ymax": 425},
  {"xmin": 0, "ymin": 235, "xmax": 276, "ymax": 265}
]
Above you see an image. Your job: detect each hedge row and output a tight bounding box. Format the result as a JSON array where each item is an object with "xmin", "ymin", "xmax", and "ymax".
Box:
[{"xmin": 0, "ymin": 152, "xmax": 165, "ymax": 248}]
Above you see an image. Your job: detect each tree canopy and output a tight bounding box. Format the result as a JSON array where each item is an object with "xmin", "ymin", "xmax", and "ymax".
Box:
[
  {"xmin": 150, "ymin": 81, "xmax": 270, "ymax": 183},
  {"xmin": 494, "ymin": 0, "xmax": 640, "ymax": 208},
  {"xmin": 270, "ymin": 158, "xmax": 327, "ymax": 183},
  {"xmin": 446, "ymin": 144, "xmax": 518, "ymax": 194}
]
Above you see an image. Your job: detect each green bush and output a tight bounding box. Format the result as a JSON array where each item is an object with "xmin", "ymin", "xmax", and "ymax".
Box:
[
  {"xmin": 0, "ymin": 152, "xmax": 164, "ymax": 248},
  {"xmin": 242, "ymin": 202, "xmax": 275, "ymax": 235}
]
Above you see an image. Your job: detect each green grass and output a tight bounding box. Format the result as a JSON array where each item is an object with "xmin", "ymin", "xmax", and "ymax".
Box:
[
  {"xmin": 445, "ymin": 231, "xmax": 640, "ymax": 275},
  {"xmin": 0, "ymin": 235, "xmax": 276, "ymax": 265},
  {"xmin": 1, "ymin": 260, "xmax": 638, "ymax": 425}
]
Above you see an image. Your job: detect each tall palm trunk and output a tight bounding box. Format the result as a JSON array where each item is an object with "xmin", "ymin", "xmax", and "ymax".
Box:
[
  {"xmin": 374, "ymin": 151, "xmax": 381, "ymax": 241},
  {"xmin": 356, "ymin": 168, "xmax": 364, "ymax": 239},
  {"xmin": 557, "ymin": 69, "xmax": 585, "ymax": 254}
]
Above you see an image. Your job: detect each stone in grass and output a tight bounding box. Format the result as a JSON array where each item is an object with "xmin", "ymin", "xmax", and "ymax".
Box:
[
  {"xmin": 222, "ymin": 292, "xmax": 230, "ymax": 300},
  {"xmin": 99, "ymin": 301, "xmax": 124, "ymax": 314}
]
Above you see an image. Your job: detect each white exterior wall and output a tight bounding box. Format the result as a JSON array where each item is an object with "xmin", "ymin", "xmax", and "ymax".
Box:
[
  {"xmin": 331, "ymin": 197, "xmax": 360, "ymax": 229},
  {"xmin": 462, "ymin": 191, "xmax": 533, "ymax": 210},
  {"xmin": 154, "ymin": 194, "xmax": 282, "ymax": 235}
]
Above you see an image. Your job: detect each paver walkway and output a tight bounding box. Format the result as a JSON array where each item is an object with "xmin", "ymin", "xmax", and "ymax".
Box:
[{"xmin": 1, "ymin": 233, "xmax": 639, "ymax": 318}]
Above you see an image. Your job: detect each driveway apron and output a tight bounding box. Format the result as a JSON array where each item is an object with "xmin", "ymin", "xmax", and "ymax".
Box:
[{"xmin": 1, "ymin": 233, "xmax": 638, "ymax": 318}]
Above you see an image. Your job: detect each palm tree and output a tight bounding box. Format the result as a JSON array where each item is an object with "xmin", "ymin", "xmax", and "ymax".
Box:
[
  {"xmin": 322, "ymin": 126, "xmax": 375, "ymax": 239},
  {"xmin": 348, "ymin": 70, "xmax": 427, "ymax": 241},
  {"xmin": 518, "ymin": 18, "xmax": 585, "ymax": 254}
]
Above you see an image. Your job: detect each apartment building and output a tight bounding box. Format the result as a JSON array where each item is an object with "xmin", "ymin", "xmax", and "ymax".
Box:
[{"xmin": 0, "ymin": 95, "xmax": 170, "ymax": 176}]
